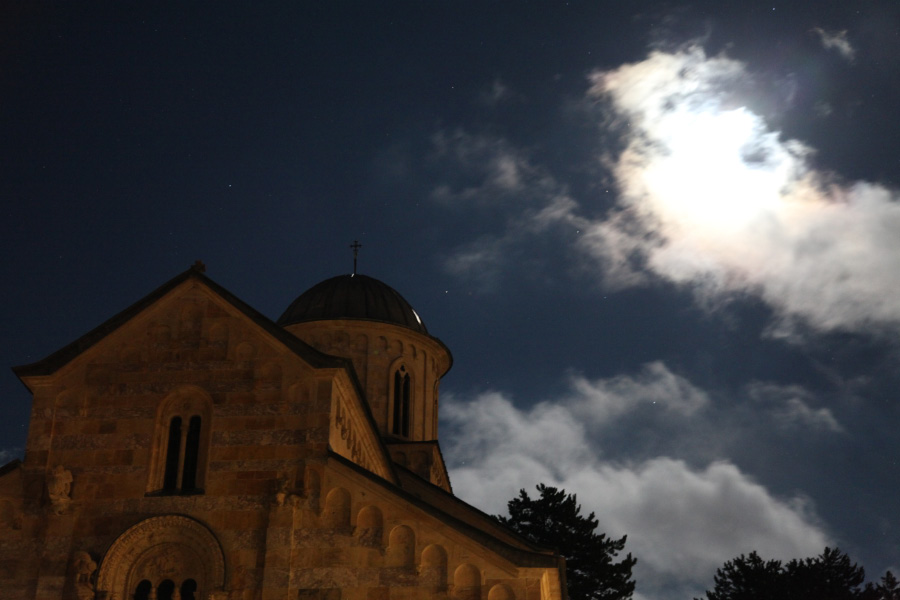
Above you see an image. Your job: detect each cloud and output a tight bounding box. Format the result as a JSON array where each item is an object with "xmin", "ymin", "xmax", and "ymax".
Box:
[
  {"xmin": 813, "ymin": 28, "xmax": 856, "ymax": 61},
  {"xmin": 747, "ymin": 382, "xmax": 844, "ymax": 433},
  {"xmin": 431, "ymin": 48, "xmax": 900, "ymax": 339},
  {"xmin": 429, "ymin": 131, "xmax": 531, "ymax": 202},
  {"xmin": 480, "ymin": 79, "xmax": 514, "ymax": 107},
  {"xmin": 442, "ymin": 372, "xmax": 831, "ymax": 600},
  {"xmin": 0, "ymin": 448, "xmax": 22, "ymax": 465},
  {"xmin": 429, "ymin": 130, "xmax": 585, "ymax": 284},
  {"xmin": 567, "ymin": 361, "xmax": 709, "ymax": 424},
  {"xmin": 584, "ymin": 47, "xmax": 900, "ymax": 336}
]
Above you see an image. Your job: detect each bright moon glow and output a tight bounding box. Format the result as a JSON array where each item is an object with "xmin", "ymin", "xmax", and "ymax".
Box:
[{"xmin": 641, "ymin": 106, "xmax": 789, "ymax": 231}]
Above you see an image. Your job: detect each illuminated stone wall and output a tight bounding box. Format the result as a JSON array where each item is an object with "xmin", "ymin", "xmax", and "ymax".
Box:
[{"xmin": 0, "ymin": 273, "xmax": 564, "ymax": 600}]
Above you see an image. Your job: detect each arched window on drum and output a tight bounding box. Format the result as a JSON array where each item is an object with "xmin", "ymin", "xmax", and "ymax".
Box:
[{"xmin": 390, "ymin": 364, "xmax": 412, "ymax": 438}]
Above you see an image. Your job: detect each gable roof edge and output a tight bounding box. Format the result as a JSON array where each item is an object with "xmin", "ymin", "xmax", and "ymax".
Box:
[{"xmin": 12, "ymin": 266, "xmax": 348, "ymax": 381}]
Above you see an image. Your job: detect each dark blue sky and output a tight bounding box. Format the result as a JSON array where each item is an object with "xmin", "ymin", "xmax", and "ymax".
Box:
[{"xmin": 3, "ymin": 3, "xmax": 900, "ymax": 599}]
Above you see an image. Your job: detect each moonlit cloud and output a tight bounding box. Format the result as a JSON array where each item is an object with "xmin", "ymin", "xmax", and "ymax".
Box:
[
  {"xmin": 429, "ymin": 130, "xmax": 585, "ymax": 283},
  {"xmin": 747, "ymin": 382, "xmax": 845, "ymax": 433},
  {"xmin": 480, "ymin": 79, "xmax": 514, "ymax": 107},
  {"xmin": 430, "ymin": 131, "xmax": 531, "ymax": 202},
  {"xmin": 813, "ymin": 27, "xmax": 856, "ymax": 61},
  {"xmin": 435, "ymin": 47, "xmax": 900, "ymax": 338},
  {"xmin": 585, "ymin": 47, "xmax": 900, "ymax": 336},
  {"xmin": 442, "ymin": 370, "xmax": 831, "ymax": 600},
  {"xmin": 567, "ymin": 361, "xmax": 709, "ymax": 424}
]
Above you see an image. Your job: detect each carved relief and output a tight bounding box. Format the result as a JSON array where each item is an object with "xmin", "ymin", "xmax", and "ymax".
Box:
[
  {"xmin": 72, "ymin": 550, "xmax": 98, "ymax": 600},
  {"xmin": 275, "ymin": 473, "xmax": 298, "ymax": 507},
  {"xmin": 331, "ymin": 397, "xmax": 382, "ymax": 474},
  {"xmin": 47, "ymin": 464, "xmax": 73, "ymax": 515}
]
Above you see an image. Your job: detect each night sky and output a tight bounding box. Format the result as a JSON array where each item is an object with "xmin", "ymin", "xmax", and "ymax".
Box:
[{"xmin": 3, "ymin": 3, "xmax": 900, "ymax": 599}]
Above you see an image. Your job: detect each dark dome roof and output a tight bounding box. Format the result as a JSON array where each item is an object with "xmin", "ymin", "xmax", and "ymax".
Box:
[{"xmin": 277, "ymin": 274, "xmax": 428, "ymax": 334}]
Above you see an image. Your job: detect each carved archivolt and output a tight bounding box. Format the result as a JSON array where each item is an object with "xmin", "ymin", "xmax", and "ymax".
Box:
[{"xmin": 96, "ymin": 515, "xmax": 225, "ymax": 599}]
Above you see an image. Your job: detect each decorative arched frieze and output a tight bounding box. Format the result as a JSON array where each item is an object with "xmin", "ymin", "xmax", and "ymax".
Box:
[
  {"xmin": 386, "ymin": 525, "xmax": 416, "ymax": 568},
  {"xmin": 95, "ymin": 515, "xmax": 225, "ymax": 600},
  {"xmin": 355, "ymin": 505, "xmax": 383, "ymax": 547},
  {"xmin": 420, "ymin": 544, "xmax": 448, "ymax": 590},
  {"xmin": 454, "ymin": 563, "xmax": 481, "ymax": 600},
  {"xmin": 323, "ymin": 487, "xmax": 351, "ymax": 529},
  {"xmin": 489, "ymin": 583, "xmax": 516, "ymax": 600}
]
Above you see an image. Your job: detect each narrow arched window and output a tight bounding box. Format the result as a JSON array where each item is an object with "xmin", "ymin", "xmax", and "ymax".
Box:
[
  {"xmin": 163, "ymin": 417, "xmax": 182, "ymax": 491},
  {"xmin": 181, "ymin": 416, "xmax": 202, "ymax": 491},
  {"xmin": 157, "ymin": 579, "xmax": 175, "ymax": 600},
  {"xmin": 401, "ymin": 375, "xmax": 410, "ymax": 437},
  {"xmin": 133, "ymin": 580, "xmax": 152, "ymax": 600},
  {"xmin": 392, "ymin": 366, "xmax": 411, "ymax": 437},
  {"xmin": 181, "ymin": 578, "xmax": 198, "ymax": 600}
]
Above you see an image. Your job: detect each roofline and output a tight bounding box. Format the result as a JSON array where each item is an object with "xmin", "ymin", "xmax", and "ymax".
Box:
[
  {"xmin": 12, "ymin": 266, "xmax": 350, "ymax": 380},
  {"xmin": 0, "ymin": 459, "xmax": 22, "ymax": 478},
  {"xmin": 328, "ymin": 451, "xmax": 564, "ymax": 569}
]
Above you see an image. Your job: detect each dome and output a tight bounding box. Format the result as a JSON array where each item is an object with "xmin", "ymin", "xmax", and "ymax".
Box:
[{"xmin": 277, "ymin": 274, "xmax": 428, "ymax": 334}]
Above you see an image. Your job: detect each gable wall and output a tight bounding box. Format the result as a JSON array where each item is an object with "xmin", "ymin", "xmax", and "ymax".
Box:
[{"xmin": 5, "ymin": 282, "xmax": 342, "ymax": 599}]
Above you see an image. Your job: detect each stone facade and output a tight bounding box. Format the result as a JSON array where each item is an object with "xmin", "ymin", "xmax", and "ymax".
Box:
[{"xmin": 0, "ymin": 267, "xmax": 566, "ymax": 600}]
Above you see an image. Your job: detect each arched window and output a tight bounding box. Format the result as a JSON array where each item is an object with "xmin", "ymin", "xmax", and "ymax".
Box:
[
  {"xmin": 181, "ymin": 416, "xmax": 202, "ymax": 491},
  {"xmin": 149, "ymin": 387, "xmax": 212, "ymax": 495},
  {"xmin": 391, "ymin": 365, "xmax": 411, "ymax": 437},
  {"xmin": 132, "ymin": 578, "xmax": 197, "ymax": 600},
  {"xmin": 133, "ymin": 580, "xmax": 152, "ymax": 600},
  {"xmin": 162, "ymin": 417, "xmax": 182, "ymax": 491}
]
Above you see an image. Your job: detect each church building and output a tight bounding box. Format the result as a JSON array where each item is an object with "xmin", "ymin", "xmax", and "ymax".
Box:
[{"xmin": 0, "ymin": 263, "xmax": 567, "ymax": 600}]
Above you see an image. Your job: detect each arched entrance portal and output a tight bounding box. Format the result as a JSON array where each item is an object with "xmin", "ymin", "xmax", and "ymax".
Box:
[{"xmin": 96, "ymin": 515, "xmax": 225, "ymax": 600}]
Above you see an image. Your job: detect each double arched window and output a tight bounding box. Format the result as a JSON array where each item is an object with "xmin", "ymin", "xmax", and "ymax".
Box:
[
  {"xmin": 391, "ymin": 365, "xmax": 411, "ymax": 438},
  {"xmin": 148, "ymin": 387, "xmax": 212, "ymax": 495},
  {"xmin": 161, "ymin": 415, "xmax": 203, "ymax": 492}
]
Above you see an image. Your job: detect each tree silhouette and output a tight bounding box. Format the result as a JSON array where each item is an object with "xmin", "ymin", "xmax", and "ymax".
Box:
[
  {"xmin": 496, "ymin": 484, "xmax": 636, "ymax": 600},
  {"xmin": 870, "ymin": 571, "xmax": 900, "ymax": 600},
  {"xmin": 698, "ymin": 547, "xmax": 899, "ymax": 600}
]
